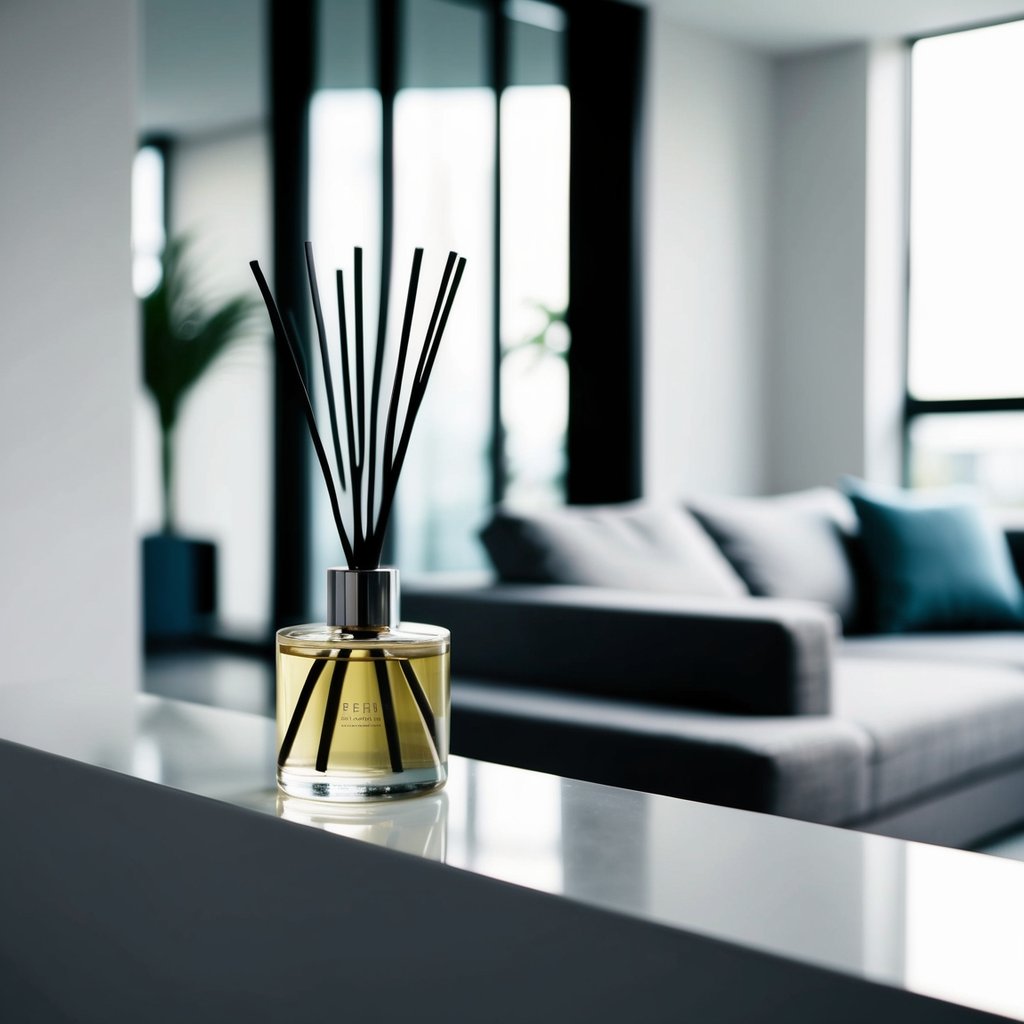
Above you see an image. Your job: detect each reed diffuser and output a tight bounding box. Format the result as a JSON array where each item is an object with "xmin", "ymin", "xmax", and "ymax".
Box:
[{"xmin": 251, "ymin": 243, "xmax": 466, "ymax": 800}]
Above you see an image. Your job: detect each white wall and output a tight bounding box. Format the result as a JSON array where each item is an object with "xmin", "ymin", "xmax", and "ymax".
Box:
[
  {"xmin": 765, "ymin": 45, "xmax": 870, "ymax": 493},
  {"xmin": 643, "ymin": 16, "xmax": 772, "ymax": 500},
  {"xmin": 764, "ymin": 43, "xmax": 906, "ymax": 493},
  {"xmin": 863, "ymin": 42, "xmax": 908, "ymax": 489},
  {"xmin": 135, "ymin": 127, "xmax": 273, "ymax": 632},
  {"xmin": 0, "ymin": 1, "xmax": 138, "ymax": 693}
]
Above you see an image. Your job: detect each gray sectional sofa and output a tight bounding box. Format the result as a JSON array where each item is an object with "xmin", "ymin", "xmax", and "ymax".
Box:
[{"xmin": 403, "ymin": 489, "xmax": 1024, "ymax": 850}]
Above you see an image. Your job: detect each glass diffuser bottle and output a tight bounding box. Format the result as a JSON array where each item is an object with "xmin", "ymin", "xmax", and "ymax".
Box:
[
  {"xmin": 252, "ymin": 242, "xmax": 466, "ymax": 801},
  {"xmin": 276, "ymin": 568, "xmax": 449, "ymax": 799}
]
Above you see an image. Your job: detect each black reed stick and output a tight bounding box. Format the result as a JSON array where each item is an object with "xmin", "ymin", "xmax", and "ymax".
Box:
[
  {"xmin": 374, "ymin": 660, "xmax": 404, "ymax": 773},
  {"xmin": 382, "ymin": 250, "xmax": 423, "ymax": 490},
  {"xmin": 410, "ymin": 252, "xmax": 456, "ymax": 403},
  {"xmin": 250, "ymin": 261, "xmax": 355, "ymax": 567},
  {"xmin": 305, "ymin": 243, "xmax": 347, "ymax": 492},
  {"xmin": 315, "ymin": 656, "xmax": 350, "ymax": 772},
  {"xmin": 399, "ymin": 660, "xmax": 439, "ymax": 756},
  {"xmin": 365, "ymin": 277, "xmax": 390, "ymax": 563},
  {"xmin": 252, "ymin": 245, "xmax": 465, "ymax": 571},
  {"xmin": 278, "ymin": 656, "xmax": 330, "ymax": 767},
  {"xmin": 336, "ymin": 269, "xmax": 363, "ymax": 560},
  {"xmin": 353, "ymin": 248, "xmax": 367, "ymax": 555},
  {"xmin": 417, "ymin": 256, "xmax": 467, "ymax": 389}
]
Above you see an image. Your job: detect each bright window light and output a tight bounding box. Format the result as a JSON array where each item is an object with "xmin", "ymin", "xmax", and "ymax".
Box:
[
  {"xmin": 131, "ymin": 145, "xmax": 165, "ymax": 297},
  {"xmin": 909, "ymin": 21, "xmax": 1024, "ymax": 400},
  {"xmin": 908, "ymin": 412, "xmax": 1024, "ymax": 506},
  {"xmin": 391, "ymin": 87, "xmax": 495, "ymax": 573},
  {"xmin": 500, "ymin": 85, "xmax": 570, "ymax": 509}
]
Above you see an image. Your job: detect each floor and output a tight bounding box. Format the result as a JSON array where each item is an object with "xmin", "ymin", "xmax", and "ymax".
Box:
[{"xmin": 144, "ymin": 650, "xmax": 1024, "ymax": 865}]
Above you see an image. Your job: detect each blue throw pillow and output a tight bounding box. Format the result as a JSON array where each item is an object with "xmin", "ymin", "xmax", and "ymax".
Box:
[{"xmin": 842, "ymin": 478, "xmax": 1024, "ymax": 633}]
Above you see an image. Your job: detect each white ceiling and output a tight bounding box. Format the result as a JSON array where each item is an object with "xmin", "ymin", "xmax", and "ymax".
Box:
[
  {"xmin": 140, "ymin": 0, "xmax": 265, "ymax": 138},
  {"xmin": 141, "ymin": 0, "xmax": 1024, "ymax": 138},
  {"xmin": 644, "ymin": 0, "xmax": 1024, "ymax": 52}
]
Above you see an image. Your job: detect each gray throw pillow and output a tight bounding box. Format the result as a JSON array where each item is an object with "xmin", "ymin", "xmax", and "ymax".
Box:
[
  {"xmin": 480, "ymin": 502, "xmax": 749, "ymax": 598},
  {"xmin": 688, "ymin": 488, "xmax": 860, "ymax": 629}
]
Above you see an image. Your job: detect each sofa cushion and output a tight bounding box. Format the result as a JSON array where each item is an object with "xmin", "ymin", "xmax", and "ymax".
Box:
[
  {"xmin": 451, "ymin": 679, "xmax": 872, "ymax": 825},
  {"xmin": 841, "ymin": 632, "xmax": 1024, "ymax": 672},
  {"xmin": 480, "ymin": 502, "xmax": 748, "ymax": 597},
  {"xmin": 404, "ymin": 583, "xmax": 838, "ymax": 716},
  {"xmin": 688, "ymin": 489, "xmax": 860, "ymax": 630},
  {"xmin": 833, "ymin": 657, "xmax": 1024, "ymax": 812},
  {"xmin": 843, "ymin": 478, "xmax": 1024, "ymax": 633}
]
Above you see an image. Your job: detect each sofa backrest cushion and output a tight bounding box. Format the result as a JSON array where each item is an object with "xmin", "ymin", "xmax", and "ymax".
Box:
[
  {"xmin": 687, "ymin": 488, "xmax": 861, "ymax": 630},
  {"xmin": 403, "ymin": 582, "xmax": 836, "ymax": 716},
  {"xmin": 480, "ymin": 502, "xmax": 749, "ymax": 598},
  {"xmin": 843, "ymin": 477, "xmax": 1024, "ymax": 633}
]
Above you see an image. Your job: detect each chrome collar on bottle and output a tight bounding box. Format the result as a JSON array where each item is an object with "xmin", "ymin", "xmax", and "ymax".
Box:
[{"xmin": 326, "ymin": 567, "xmax": 399, "ymax": 631}]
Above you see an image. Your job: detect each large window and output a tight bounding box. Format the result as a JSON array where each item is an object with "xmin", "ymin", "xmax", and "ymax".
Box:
[
  {"xmin": 309, "ymin": 0, "xmax": 570, "ymax": 586},
  {"xmin": 907, "ymin": 20, "xmax": 1024, "ymax": 506}
]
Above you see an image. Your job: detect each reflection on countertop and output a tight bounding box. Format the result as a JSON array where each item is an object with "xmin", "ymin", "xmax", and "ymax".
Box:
[{"xmin": 278, "ymin": 791, "xmax": 449, "ymax": 862}]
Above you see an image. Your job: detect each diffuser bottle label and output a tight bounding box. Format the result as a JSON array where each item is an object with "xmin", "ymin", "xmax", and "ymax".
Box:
[{"xmin": 339, "ymin": 700, "xmax": 382, "ymax": 727}]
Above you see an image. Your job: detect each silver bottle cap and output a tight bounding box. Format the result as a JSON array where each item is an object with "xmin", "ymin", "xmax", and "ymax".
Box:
[{"xmin": 326, "ymin": 567, "xmax": 399, "ymax": 630}]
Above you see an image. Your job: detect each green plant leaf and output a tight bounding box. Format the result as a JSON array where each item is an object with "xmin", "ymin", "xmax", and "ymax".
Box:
[
  {"xmin": 142, "ymin": 236, "xmax": 259, "ymax": 432},
  {"xmin": 141, "ymin": 235, "xmax": 260, "ymax": 533}
]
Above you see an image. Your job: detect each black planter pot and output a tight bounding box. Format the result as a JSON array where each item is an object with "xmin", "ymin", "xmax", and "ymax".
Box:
[{"xmin": 143, "ymin": 534, "xmax": 217, "ymax": 644}]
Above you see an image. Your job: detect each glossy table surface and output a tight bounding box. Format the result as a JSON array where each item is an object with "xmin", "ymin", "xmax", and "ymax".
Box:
[{"xmin": 2, "ymin": 680, "xmax": 1024, "ymax": 1020}]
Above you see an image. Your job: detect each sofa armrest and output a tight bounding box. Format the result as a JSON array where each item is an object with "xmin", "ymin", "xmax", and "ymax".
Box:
[{"xmin": 403, "ymin": 583, "xmax": 837, "ymax": 716}]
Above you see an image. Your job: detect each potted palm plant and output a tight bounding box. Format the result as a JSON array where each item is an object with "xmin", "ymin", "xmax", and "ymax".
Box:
[{"xmin": 142, "ymin": 236, "xmax": 257, "ymax": 642}]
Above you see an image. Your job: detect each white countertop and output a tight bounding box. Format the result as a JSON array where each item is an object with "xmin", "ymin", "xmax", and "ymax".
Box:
[{"xmin": 2, "ymin": 679, "xmax": 1022, "ymax": 1020}]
